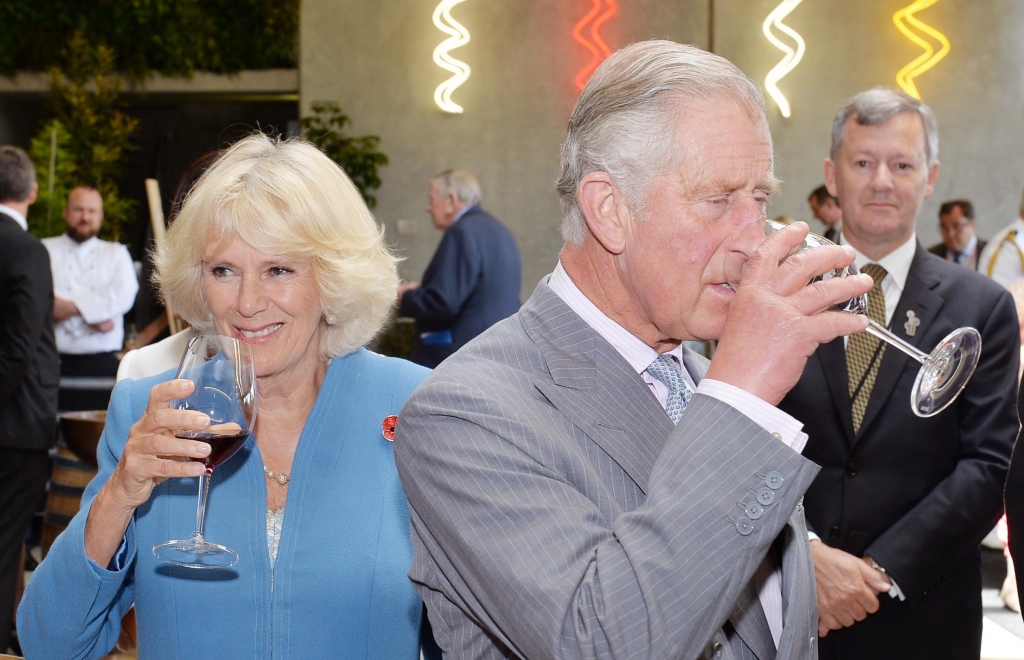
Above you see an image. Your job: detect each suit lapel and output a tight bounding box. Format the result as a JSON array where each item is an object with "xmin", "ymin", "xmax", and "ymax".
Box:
[
  {"xmin": 523, "ymin": 281, "xmax": 675, "ymax": 495},
  {"xmin": 855, "ymin": 245, "xmax": 943, "ymax": 439},
  {"xmin": 816, "ymin": 338, "xmax": 856, "ymax": 445},
  {"xmin": 729, "ymin": 579, "xmax": 777, "ymax": 660}
]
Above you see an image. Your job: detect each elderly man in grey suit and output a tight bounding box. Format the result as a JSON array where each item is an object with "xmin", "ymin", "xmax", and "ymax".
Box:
[{"xmin": 395, "ymin": 40, "xmax": 876, "ymax": 660}]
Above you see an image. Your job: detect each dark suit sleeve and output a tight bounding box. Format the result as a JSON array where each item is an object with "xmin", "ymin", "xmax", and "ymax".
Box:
[
  {"xmin": 399, "ymin": 223, "xmax": 482, "ymax": 323},
  {"xmin": 0, "ymin": 239, "xmax": 53, "ymax": 405},
  {"xmin": 1006, "ymin": 386, "xmax": 1024, "ymax": 603},
  {"xmin": 867, "ymin": 290, "xmax": 1020, "ymax": 598}
]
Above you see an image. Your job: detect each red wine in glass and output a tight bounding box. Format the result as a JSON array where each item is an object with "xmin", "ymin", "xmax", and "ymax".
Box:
[
  {"xmin": 153, "ymin": 335, "xmax": 257, "ymax": 569},
  {"xmin": 175, "ymin": 430, "xmax": 249, "ymax": 469}
]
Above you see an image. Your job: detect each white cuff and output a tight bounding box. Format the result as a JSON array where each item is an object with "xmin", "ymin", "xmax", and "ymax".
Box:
[{"xmin": 696, "ymin": 379, "xmax": 809, "ymax": 453}]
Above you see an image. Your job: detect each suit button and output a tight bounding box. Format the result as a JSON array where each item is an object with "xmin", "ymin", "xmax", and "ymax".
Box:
[
  {"xmin": 736, "ymin": 517, "xmax": 754, "ymax": 536},
  {"xmin": 745, "ymin": 502, "xmax": 764, "ymax": 520},
  {"xmin": 756, "ymin": 488, "xmax": 775, "ymax": 506},
  {"xmin": 829, "ymin": 526, "xmax": 840, "ymax": 541},
  {"xmin": 765, "ymin": 471, "xmax": 784, "ymax": 489},
  {"xmin": 845, "ymin": 462, "xmax": 858, "ymax": 477},
  {"xmin": 713, "ymin": 642, "xmax": 724, "ymax": 659}
]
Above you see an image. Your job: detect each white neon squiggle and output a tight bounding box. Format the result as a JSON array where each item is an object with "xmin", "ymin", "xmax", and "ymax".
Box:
[
  {"xmin": 762, "ymin": 0, "xmax": 805, "ymax": 118},
  {"xmin": 432, "ymin": 0, "xmax": 471, "ymax": 114}
]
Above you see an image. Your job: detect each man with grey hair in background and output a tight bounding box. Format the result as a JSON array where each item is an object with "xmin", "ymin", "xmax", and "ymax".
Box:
[
  {"xmin": 779, "ymin": 87, "xmax": 1018, "ymax": 659},
  {"xmin": 395, "ymin": 40, "xmax": 875, "ymax": 659},
  {"xmin": 0, "ymin": 146, "xmax": 59, "ymax": 653},
  {"xmin": 398, "ymin": 169, "xmax": 521, "ymax": 368}
]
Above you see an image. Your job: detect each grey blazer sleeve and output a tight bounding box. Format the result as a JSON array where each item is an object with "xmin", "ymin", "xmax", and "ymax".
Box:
[{"xmin": 396, "ymin": 379, "xmax": 820, "ymax": 660}]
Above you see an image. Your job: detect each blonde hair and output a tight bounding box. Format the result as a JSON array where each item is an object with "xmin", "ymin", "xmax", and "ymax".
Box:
[{"xmin": 154, "ymin": 133, "xmax": 399, "ymax": 360}]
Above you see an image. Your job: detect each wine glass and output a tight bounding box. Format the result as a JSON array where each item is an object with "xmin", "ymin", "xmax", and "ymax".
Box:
[
  {"xmin": 153, "ymin": 334, "xmax": 258, "ymax": 568},
  {"xmin": 767, "ymin": 220, "xmax": 981, "ymax": 417}
]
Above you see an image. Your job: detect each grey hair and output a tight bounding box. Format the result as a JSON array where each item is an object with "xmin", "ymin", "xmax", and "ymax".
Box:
[
  {"xmin": 830, "ymin": 86, "xmax": 939, "ymax": 166},
  {"xmin": 556, "ymin": 40, "xmax": 767, "ymax": 245},
  {"xmin": 433, "ymin": 169, "xmax": 482, "ymax": 207},
  {"xmin": 0, "ymin": 146, "xmax": 35, "ymax": 203}
]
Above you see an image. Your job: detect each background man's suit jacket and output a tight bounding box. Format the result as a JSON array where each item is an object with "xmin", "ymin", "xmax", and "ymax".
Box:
[
  {"xmin": 0, "ymin": 211, "xmax": 59, "ymax": 450},
  {"xmin": 399, "ymin": 206, "xmax": 521, "ymax": 368},
  {"xmin": 779, "ymin": 244, "xmax": 1018, "ymax": 659},
  {"xmin": 396, "ymin": 280, "xmax": 822, "ymax": 660},
  {"xmin": 927, "ymin": 239, "xmax": 988, "ymax": 271}
]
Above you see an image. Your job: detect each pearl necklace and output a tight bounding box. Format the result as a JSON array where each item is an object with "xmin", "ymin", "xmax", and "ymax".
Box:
[{"xmin": 263, "ymin": 466, "xmax": 290, "ymax": 485}]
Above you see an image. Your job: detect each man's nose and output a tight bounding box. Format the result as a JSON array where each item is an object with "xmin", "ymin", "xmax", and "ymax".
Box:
[
  {"xmin": 732, "ymin": 201, "xmax": 769, "ymax": 257},
  {"xmin": 870, "ymin": 164, "xmax": 895, "ymax": 191}
]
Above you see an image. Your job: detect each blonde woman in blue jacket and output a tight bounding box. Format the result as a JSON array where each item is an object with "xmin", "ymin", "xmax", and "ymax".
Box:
[{"xmin": 18, "ymin": 134, "xmax": 433, "ymax": 659}]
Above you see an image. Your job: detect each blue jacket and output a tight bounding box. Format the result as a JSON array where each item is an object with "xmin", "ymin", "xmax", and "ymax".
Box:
[
  {"xmin": 400, "ymin": 205, "xmax": 521, "ymax": 367},
  {"xmin": 18, "ymin": 348, "xmax": 430, "ymax": 659}
]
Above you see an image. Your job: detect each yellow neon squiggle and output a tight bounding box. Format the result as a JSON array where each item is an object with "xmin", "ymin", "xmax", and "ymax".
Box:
[
  {"xmin": 432, "ymin": 0, "xmax": 471, "ymax": 114},
  {"xmin": 893, "ymin": 0, "xmax": 950, "ymax": 100},
  {"xmin": 762, "ymin": 0, "xmax": 805, "ymax": 118}
]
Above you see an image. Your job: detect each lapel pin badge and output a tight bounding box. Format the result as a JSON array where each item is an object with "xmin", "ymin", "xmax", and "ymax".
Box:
[
  {"xmin": 904, "ymin": 310, "xmax": 920, "ymax": 337},
  {"xmin": 382, "ymin": 415, "xmax": 398, "ymax": 442}
]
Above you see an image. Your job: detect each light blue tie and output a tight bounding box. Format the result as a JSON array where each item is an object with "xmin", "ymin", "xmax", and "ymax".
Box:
[{"xmin": 645, "ymin": 354, "xmax": 692, "ymax": 424}]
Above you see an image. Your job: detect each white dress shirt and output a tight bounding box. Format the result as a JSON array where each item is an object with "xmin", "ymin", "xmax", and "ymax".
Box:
[
  {"xmin": 0, "ymin": 203, "xmax": 28, "ymax": 231},
  {"xmin": 979, "ymin": 217, "xmax": 1024, "ymax": 289},
  {"xmin": 549, "ymin": 262, "xmax": 809, "ymax": 647},
  {"xmin": 42, "ymin": 233, "xmax": 139, "ymax": 354}
]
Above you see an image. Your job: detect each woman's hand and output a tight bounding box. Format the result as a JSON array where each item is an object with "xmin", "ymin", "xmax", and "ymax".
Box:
[{"xmin": 84, "ymin": 379, "xmax": 213, "ymax": 565}]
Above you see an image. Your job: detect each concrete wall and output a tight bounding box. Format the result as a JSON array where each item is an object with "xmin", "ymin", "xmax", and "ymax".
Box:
[{"xmin": 300, "ymin": 0, "xmax": 1024, "ymax": 294}]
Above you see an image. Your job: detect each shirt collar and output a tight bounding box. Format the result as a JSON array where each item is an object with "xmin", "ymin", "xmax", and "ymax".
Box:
[
  {"xmin": 840, "ymin": 231, "xmax": 917, "ymax": 293},
  {"xmin": 0, "ymin": 203, "xmax": 27, "ymax": 231},
  {"xmin": 960, "ymin": 234, "xmax": 978, "ymax": 258},
  {"xmin": 548, "ymin": 261, "xmax": 684, "ymax": 375},
  {"xmin": 452, "ymin": 203, "xmax": 476, "ymax": 225}
]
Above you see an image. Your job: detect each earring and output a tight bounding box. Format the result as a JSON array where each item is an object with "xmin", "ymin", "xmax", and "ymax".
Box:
[{"xmin": 325, "ymin": 314, "xmax": 338, "ymax": 325}]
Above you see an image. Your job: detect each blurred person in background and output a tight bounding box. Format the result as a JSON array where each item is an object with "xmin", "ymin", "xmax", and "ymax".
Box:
[
  {"xmin": 398, "ymin": 169, "xmax": 521, "ymax": 368},
  {"xmin": 980, "ymin": 188, "xmax": 1024, "ymax": 288},
  {"xmin": 809, "ymin": 184, "xmax": 843, "ymax": 242},
  {"xmin": 928, "ymin": 199, "xmax": 985, "ymax": 270},
  {"xmin": 0, "ymin": 146, "xmax": 59, "ymax": 653},
  {"xmin": 44, "ymin": 186, "xmax": 138, "ymax": 410},
  {"xmin": 19, "ymin": 134, "xmax": 437, "ymax": 659}
]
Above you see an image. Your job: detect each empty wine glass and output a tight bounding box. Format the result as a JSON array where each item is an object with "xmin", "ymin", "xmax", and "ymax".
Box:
[
  {"xmin": 153, "ymin": 334, "xmax": 258, "ymax": 568},
  {"xmin": 767, "ymin": 220, "xmax": 981, "ymax": 417}
]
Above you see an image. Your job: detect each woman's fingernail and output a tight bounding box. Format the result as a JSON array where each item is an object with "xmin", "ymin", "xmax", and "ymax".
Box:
[{"xmin": 196, "ymin": 415, "xmax": 210, "ymax": 428}]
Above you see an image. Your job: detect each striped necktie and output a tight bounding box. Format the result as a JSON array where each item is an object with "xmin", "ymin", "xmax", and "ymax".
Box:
[
  {"xmin": 847, "ymin": 263, "xmax": 888, "ymax": 432},
  {"xmin": 645, "ymin": 354, "xmax": 692, "ymax": 424}
]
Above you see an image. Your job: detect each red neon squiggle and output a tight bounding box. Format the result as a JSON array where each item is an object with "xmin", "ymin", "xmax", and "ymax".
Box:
[{"xmin": 573, "ymin": 0, "xmax": 617, "ymax": 90}]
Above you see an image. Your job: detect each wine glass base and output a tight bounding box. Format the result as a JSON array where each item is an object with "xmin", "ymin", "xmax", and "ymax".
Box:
[
  {"xmin": 153, "ymin": 537, "xmax": 239, "ymax": 569},
  {"xmin": 911, "ymin": 327, "xmax": 982, "ymax": 418}
]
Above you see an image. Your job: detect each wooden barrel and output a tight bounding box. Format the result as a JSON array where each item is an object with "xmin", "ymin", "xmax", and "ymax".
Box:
[{"xmin": 41, "ymin": 445, "xmax": 97, "ymax": 557}]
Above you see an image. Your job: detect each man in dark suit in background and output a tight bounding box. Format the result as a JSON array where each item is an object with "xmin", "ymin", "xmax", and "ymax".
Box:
[
  {"xmin": 809, "ymin": 184, "xmax": 843, "ymax": 242},
  {"xmin": 779, "ymin": 88, "xmax": 1019, "ymax": 659},
  {"xmin": 398, "ymin": 170, "xmax": 521, "ymax": 368},
  {"xmin": 928, "ymin": 199, "xmax": 987, "ymax": 270},
  {"xmin": 0, "ymin": 146, "xmax": 59, "ymax": 652}
]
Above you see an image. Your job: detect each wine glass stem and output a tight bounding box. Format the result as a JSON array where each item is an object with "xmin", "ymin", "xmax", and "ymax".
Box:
[
  {"xmin": 193, "ymin": 468, "xmax": 213, "ymax": 539},
  {"xmin": 865, "ymin": 320, "xmax": 927, "ymax": 364}
]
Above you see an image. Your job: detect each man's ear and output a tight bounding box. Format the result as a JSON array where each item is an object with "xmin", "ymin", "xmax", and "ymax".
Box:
[
  {"xmin": 924, "ymin": 159, "xmax": 940, "ymax": 199},
  {"xmin": 823, "ymin": 158, "xmax": 838, "ymax": 200},
  {"xmin": 26, "ymin": 181, "xmax": 38, "ymax": 205},
  {"xmin": 577, "ymin": 171, "xmax": 630, "ymax": 255}
]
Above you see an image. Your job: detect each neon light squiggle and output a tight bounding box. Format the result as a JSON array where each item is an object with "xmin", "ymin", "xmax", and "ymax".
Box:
[
  {"xmin": 893, "ymin": 0, "xmax": 950, "ymax": 100},
  {"xmin": 432, "ymin": 0, "xmax": 471, "ymax": 114},
  {"xmin": 762, "ymin": 0, "xmax": 805, "ymax": 118},
  {"xmin": 573, "ymin": 0, "xmax": 617, "ymax": 91}
]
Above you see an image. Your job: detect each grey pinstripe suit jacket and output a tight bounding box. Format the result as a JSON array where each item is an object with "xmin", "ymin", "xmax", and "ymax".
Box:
[{"xmin": 395, "ymin": 279, "xmax": 821, "ymax": 660}]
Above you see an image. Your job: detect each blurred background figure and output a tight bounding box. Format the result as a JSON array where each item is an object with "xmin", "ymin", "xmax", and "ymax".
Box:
[
  {"xmin": 397, "ymin": 169, "xmax": 521, "ymax": 368},
  {"xmin": 808, "ymin": 184, "xmax": 843, "ymax": 242},
  {"xmin": 981, "ymin": 188, "xmax": 1024, "ymax": 288},
  {"xmin": 0, "ymin": 146, "xmax": 58, "ymax": 654},
  {"xmin": 929, "ymin": 199, "xmax": 985, "ymax": 270},
  {"xmin": 44, "ymin": 186, "xmax": 138, "ymax": 411}
]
